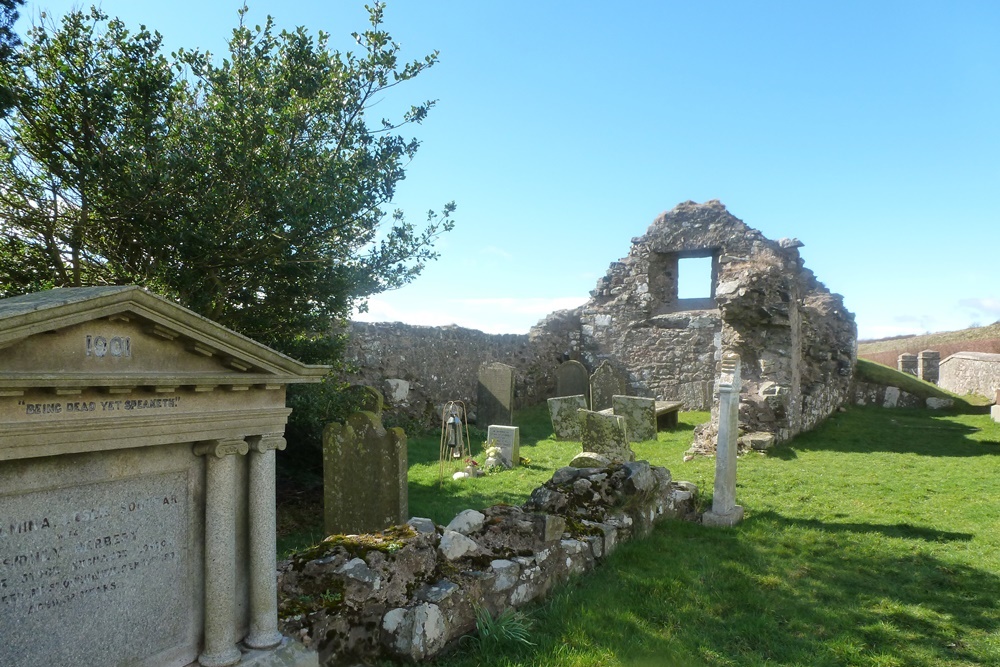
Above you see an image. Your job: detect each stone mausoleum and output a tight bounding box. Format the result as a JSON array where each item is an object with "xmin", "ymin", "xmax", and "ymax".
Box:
[
  {"xmin": 0, "ymin": 286, "xmax": 325, "ymax": 667},
  {"xmin": 344, "ymin": 201, "xmax": 857, "ymax": 451}
]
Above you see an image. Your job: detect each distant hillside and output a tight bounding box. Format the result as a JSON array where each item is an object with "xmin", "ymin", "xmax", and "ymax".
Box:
[{"xmin": 858, "ymin": 321, "xmax": 1000, "ymax": 368}]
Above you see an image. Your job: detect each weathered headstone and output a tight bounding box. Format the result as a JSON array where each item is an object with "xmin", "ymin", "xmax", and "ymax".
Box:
[
  {"xmin": 556, "ymin": 360, "xmax": 590, "ymax": 407},
  {"xmin": 0, "ymin": 287, "xmax": 322, "ymax": 667},
  {"xmin": 486, "ymin": 424, "xmax": 520, "ymax": 467},
  {"xmin": 578, "ymin": 409, "xmax": 634, "ymax": 463},
  {"xmin": 590, "ymin": 360, "xmax": 628, "ymax": 411},
  {"xmin": 897, "ymin": 353, "xmax": 918, "ymax": 376},
  {"xmin": 703, "ymin": 352, "xmax": 744, "ymax": 527},
  {"xmin": 547, "ymin": 394, "xmax": 588, "ymax": 439},
  {"xmin": 612, "ymin": 395, "xmax": 656, "ymax": 442},
  {"xmin": 992, "ymin": 390, "xmax": 1000, "ymax": 423},
  {"xmin": 918, "ymin": 350, "xmax": 941, "ymax": 384},
  {"xmin": 344, "ymin": 384, "xmax": 384, "ymax": 416},
  {"xmin": 477, "ymin": 362, "xmax": 515, "ymax": 427},
  {"xmin": 324, "ymin": 411, "xmax": 407, "ymax": 535}
]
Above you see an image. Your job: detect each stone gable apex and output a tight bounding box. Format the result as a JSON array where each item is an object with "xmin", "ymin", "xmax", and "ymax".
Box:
[{"xmin": 0, "ymin": 287, "xmax": 329, "ymax": 391}]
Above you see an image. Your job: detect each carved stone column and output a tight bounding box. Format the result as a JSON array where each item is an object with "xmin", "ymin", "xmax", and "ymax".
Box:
[
  {"xmin": 703, "ymin": 353, "xmax": 744, "ymax": 527},
  {"xmin": 244, "ymin": 433, "xmax": 286, "ymax": 650},
  {"xmin": 194, "ymin": 438, "xmax": 249, "ymax": 667}
]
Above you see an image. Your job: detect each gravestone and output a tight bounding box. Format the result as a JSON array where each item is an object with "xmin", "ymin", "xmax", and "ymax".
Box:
[
  {"xmin": 486, "ymin": 424, "xmax": 520, "ymax": 467},
  {"xmin": 703, "ymin": 352, "xmax": 744, "ymax": 527},
  {"xmin": 344, "ymin": 384, "xmax": 384, "ymax": 416},
  {"xmin": 897, "ymin": 353, "xmax": 918, "ymax": 376},
  {"xmin": 918, "ymin": 350, "xmax": 940, "ymax": 384},
  {"xmin": 0, "ymin": 287, "xmax": 323, "ymax": 667},
  {"xmin": 324, "ymin": 411, "xmax": 407, "ymax": 535},
  {"xmin": 612, "ymin": 395, "xmax": 656, "ymax": 442},
  {"xmin": 556, "ymin": 360, "xmax": 590, "ymax": 407},
  {"xmin": 547, "ymin": 395, "xmax": 588, "ymax": 439},
  {"xmin": 577, "ymin": 409, "xmax": 634, "ymax": 464},
  {"xmin": 590, "ymin": 360, "xmax": 628, "ymax": 411},
  {"xmin": 992, "ymin": 390, "xmax": 1000, "ymax": 423},
  {"xmin": 477, "ymin": 362, "xmax": 515, "ymax": 427}
]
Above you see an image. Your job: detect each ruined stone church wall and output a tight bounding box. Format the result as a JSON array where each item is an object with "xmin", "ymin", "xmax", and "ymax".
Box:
[
  {"xmin": 342, "ymin": 320, "xmax": 568, "ymax": 425},
  {"xmin": 341, "ymin": 201, "xmax": 856, "ymax": 448}
]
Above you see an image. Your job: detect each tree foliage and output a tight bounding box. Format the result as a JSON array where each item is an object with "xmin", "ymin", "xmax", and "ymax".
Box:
[
  {"xmin": 0, "ymin": 0, "xmax": 24, "ymax": 114},
  {"xmin": 0, "ymin": 4, "xmax": 453, "ymax": 359}
]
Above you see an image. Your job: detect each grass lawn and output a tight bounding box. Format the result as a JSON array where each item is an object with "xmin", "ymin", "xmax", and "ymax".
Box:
[
  {"xmin": 428, "ymin": 405, "xmax": 1000, "ymax": 667},
  {"xmin": 279, "ymin": 402, "xmax": 1000, "ymax": 666}
]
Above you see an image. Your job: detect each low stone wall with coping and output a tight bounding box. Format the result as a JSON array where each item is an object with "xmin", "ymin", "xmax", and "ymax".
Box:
[
  {"xmin": 277, "ymin": 461, "xmax": 697, "ymax": 665},
  {"xmin": 938, "ymin": 352, "xmax": 1000, "ymax": 400}
]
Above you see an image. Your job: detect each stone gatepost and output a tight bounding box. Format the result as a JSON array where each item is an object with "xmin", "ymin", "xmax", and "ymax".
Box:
[
  {"xmin": 918, "ymin": 350, "xmax": 940, "ymax": 384},
  {"xmin": 703, "ymin": 352, "xmax": 745, "ymax": 527},
  {"xmin": 897, "ymin": 353, "xmax": 918, "ymax": 376}
]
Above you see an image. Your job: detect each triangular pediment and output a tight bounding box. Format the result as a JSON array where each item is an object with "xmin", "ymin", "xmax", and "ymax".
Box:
[{"xmin": 0, "ymin": 287, "xmax": 329, "ymax": 391}]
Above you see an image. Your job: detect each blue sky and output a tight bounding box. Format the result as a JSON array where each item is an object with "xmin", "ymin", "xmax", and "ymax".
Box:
[{"xmin": 17, "ymin": 1, "xmax": 1000, "ymax": 339}]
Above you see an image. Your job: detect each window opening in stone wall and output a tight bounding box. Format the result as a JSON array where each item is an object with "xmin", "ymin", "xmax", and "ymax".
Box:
[{"xmin": 678, "ymin": 256, "xmax": 714, "ymax": 299}]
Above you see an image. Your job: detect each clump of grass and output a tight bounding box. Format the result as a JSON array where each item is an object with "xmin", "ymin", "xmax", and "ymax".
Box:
[{"xmin": 469, "ymin": 605, "xmax": 535, "ymax": 650}]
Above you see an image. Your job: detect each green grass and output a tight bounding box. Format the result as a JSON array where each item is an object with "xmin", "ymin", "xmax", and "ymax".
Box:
[
  {"xmin": 855, "ymin": 358, "xmax": 992, "ymax": 409},
  {"xmin": 431, "ymin": 405, "xmax": 1000, "ymax": 667},
  {"xmin": 407, "ymin": 403, "xmax": 707, "ymax": 525}
]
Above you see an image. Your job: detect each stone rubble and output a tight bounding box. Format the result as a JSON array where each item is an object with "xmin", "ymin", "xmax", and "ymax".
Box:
[{"xmin": 278, "ymin": 462, "xmax": 697, "ymax": 665}]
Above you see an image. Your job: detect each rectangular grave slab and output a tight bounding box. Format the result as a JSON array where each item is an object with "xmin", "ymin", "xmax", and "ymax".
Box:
[
  {"xmin": 556, "ymin": 360, "xmax": 590, "ymax": 406},
  {"xmin": 0, "ymin": 287, "xmax": 325, "ymax": 667},
  {"xmin": 547, "ymin": 395, "xmax": 588, "ymax": 440},
  {"xmin": 578, "ymin": 409, "xmax": 634, "ymax": 463},
  {"xmin": 612, "ymin": 395, "xmax": 656, "ymax": 442},
  {"xmin": 487, "ymin": 424, "xmax": 520, "ymax": 467},
  {"xmin": 477, "ymin": 362, "xmax": 515, "ymax": 427}
]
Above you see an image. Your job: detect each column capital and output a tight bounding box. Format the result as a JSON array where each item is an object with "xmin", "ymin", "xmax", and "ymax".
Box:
[
  {"xmin": 248, "ymin": 433, "xmax": 287, "ymax": 454},
  {"xmin": 193, "ymin": 438, "xmax": 249, "ymax": 458}
]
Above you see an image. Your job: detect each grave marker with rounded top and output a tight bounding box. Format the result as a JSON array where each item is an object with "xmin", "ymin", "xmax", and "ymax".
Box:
[{"xmin": 556, "ymin": 360, "xmax": 590, "ymax": 407}]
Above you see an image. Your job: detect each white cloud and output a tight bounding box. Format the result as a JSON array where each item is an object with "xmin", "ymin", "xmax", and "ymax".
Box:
[{"xmin": 352, "ymin": 295, "xmax": 588, "ymax": 334}]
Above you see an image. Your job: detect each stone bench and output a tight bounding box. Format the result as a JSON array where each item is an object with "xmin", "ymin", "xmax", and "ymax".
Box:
[
  {"xmin": 654, "ymin": 401, "xmax": 683, "ymax": 429},
  {"xmin": 598, "ymin": 400, "xmax": 682, "ymax": 430}
]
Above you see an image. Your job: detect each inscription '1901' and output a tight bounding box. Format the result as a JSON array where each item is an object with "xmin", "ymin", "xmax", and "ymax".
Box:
[{"xmin": 85, "ymin": 335, "xmax": 131, "ymax": 359}]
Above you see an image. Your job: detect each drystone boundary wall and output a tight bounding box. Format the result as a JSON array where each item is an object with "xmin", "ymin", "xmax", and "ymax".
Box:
[
  {"xmin": 343, "ymin": 321, "xmax": 570, "ymax": 426},
  {"xmin": 938, "ymin": 352, "xmax": 1000, "ymax": 400},
  {"xmin": 277, "ymin": 461, "xmax": 697, "ymax": 665}
]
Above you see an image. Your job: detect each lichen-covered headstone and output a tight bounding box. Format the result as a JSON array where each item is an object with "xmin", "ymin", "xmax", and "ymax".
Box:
[
  {"xmin": 547, "ymin": 394, "xmax": 587, "ymax": 439},
  {"xmin": 556, "ymin": 360, "xmax": 590, "ymax": 406},
  {"xmin": 703, "ymin": 352, "xmax": 744, "ymax": 527},
  {"xmin": 590, "ymin": 360, "xmax": 627, "ymax": 411},
  {"xmin": 344, "ymin": 384, "xmax": 384, "ymax": 416},
  {"xmin": 324, "ymin": 411, "xmax": 408, "ymax": 535},
  {"xmin": 578, "ymin": 409, "xmax": 634, "ymax": 463},
  {"xmin": 477, "ymin": 362, "xmax": 515, "ymax": 427},
  {"xmin": 486, "ymin": 425, "xmax": 520, "ymax": 467},
  {"xmin": 612, "ymin": 395, "xmax": 656, "ymax": 442}
]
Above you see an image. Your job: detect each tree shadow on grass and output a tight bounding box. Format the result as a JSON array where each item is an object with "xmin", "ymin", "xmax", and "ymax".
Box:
[
  {"xmin": 780, "ymin": 406, "xmax": 1000, "ymax": 458},
  {"xmin": 749, "ymin": 510, "xmax": 974, "ymax": 543}
]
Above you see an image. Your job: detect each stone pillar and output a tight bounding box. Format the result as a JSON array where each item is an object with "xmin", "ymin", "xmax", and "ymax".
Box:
[
  {"xmin": 194, "ymin": 438, "xmax": 249, "ymax": 667},
  {"xmin": 897, "ymin": 353, "xmax": 918, "ymax": 376},
  {"xmin": 918, "ymin": 350, "xmax": 940, "ymax": 384},
  {"xmin": 704, "ymin": 353, "xmax": 744, "ymax": 527},
  {"xmin": 245, "ymin": 433, "xmax": 286, "ymax": 650}
]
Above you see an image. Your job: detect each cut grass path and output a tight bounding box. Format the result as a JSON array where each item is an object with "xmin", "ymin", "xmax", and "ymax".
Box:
[{"xmin": 422, "ymin": 405, "xmax": 1000, "ymax": 667}]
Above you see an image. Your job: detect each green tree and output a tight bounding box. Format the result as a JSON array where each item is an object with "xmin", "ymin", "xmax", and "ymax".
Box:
[
  {"xmin": 0, "ymin": 0, "xmax": 25, "ymax": 114},
  {"xmin": 0, "ymin": 4, "xmax": 453, "ymax": 359}
]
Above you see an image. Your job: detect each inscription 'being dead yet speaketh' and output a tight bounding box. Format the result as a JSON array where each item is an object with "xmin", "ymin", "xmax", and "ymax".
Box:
[
  {"xmin": 0, "ymin": 475, "xmax": 185, "ymax": 617},
  {"xmin": 19, "ymin": 396, "xmax": 181, "ymax": 417}
]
